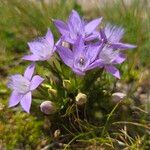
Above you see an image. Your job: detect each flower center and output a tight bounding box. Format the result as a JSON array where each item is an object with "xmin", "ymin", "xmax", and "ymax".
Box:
[
  {"xmin": 8, "ymin": 75, "xmax": 30, "ymax": 94},
  {"xmin": 79, "ymin": 57, "xmax": 85, "ymax": 66},
  {"xmin": 18, "ymin": 81, "xmax": 30, "ymax": 93}
]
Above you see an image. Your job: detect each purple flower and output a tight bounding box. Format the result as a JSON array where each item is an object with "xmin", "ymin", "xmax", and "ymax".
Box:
[
  {"xmin": 56, "ymin": 36, "xmax": 102, "ymax": 75},
  {"xmin": 98, "ymin": 46, "xmax": 126, "ymax": 79},
  {"xmin": 23, "ymin": 28, "xmax": 54, "ymax": 61},
  {"xmin": 100, "ymin": 24, "xmax": 136, "ymax": 50},
  {"xmin": 7, "ymin": 64, "xmax": 44, "ymax": 113},
  {"xmin": 54, "ymin": 10, "xmax": 102, "ymax": 44}
]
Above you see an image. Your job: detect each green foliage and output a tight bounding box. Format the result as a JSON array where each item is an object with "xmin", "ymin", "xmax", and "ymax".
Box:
[
  {"xmin": 0, "ymin": 109, "xmax": 44, "ymax": 149},
  {"xmin": 0, "ymin": 0, "xmax": 82, "ymax": 53}
]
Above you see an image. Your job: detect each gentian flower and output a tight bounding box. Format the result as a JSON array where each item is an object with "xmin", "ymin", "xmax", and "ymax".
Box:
[
  {"xmin": 98, "ymin": 46, "xmax": 126, "ymax": 79},
  {"xmin": 54, "ymin": 10, "xmax": 102, "ymax": 44},
  {"xmin": 23, "ymin": 28, "xmax": 54, "ymax": 61},
  {"xmin": 7, "ymin": 64, "xmax": 44, "ymax": 113},
  {"xmin": 100, "ymin": 24, "xmax": 136, "ymax": 50},
  {"xmin": 56, "ymin": 36, "xmax": 102, "ymax": 75}
]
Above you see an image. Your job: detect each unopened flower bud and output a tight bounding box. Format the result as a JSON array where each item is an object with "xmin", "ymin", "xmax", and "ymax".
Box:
[
  {"xmin": 48, "ymin": 88, "xmax": 57, "ymax": 97},
  {"xmin": 75, "ymin": 93, "xmax": 87, "ymax": 105},
  {"xmin": 63, "ymin": 79, "xmax": 71, "ymax": 90},
  {"xmin": 40, "ymin": 101, "xmax": 56, "ymax": 115},
  {"xmin": 54, "ymin": 129, "xmax": 61, "ymax": 139},
  {"xmin": 112, "ymin": 92, "xmax": 126, "ymax": 103}
]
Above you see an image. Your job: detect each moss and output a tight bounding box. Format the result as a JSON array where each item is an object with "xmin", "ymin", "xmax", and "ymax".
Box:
[{"xmin": 0, "ymin": 108, "xmax": 45, "ymax": 149}]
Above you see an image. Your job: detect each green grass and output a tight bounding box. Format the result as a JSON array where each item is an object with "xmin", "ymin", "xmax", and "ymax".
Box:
[
  {"xmin": 0, "ymin": 0, "xmax": 149, "ymax": 149},
  {"xmin": 0, "ymin": 0, "xmax": 81, "ymax": 52}
]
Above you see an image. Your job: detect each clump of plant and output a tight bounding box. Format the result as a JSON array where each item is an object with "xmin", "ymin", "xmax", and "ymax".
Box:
[
  {"xmin": 7, "ymin": 10, "xmax": 148, "ymax": 149},
  {"xmin": 7, "ymin": 9, "xmax": 136, "ymax": 113}
]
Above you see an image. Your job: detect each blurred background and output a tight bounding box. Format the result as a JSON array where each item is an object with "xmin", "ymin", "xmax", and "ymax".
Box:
[{"xmin": 0, "ymin": 0, "xmax": 149, "ymax": 149}]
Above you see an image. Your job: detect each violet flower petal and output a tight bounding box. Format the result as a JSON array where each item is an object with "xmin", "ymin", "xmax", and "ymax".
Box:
[
  {"xmin": 87, "ymin": 59, "xmax": 103, "ymax": 70},
  {"xmin": 72, "ymin": 68, "xmax": 85, "ymax": 76},
  {"xmin": 100, "ymin": 29, "xmax": 108, "ymax": 43},
  {"xmin": 105, "ymin": 65, "xmax": 120, "ymax": 79},
  {"xmin": 111, "ymin": 43, "xmax": 137, "ymax": 50},
  {"xmin": 62, "ymin": 35, "xmax": 75, "ymax": 44},
  {"xmin": 20, "ymin": 92, "xmax": 32, "ymax": 113},
  {"xmin": 85, "ymin": 31, "xmax": 99, "ymax": 41},
  {"xmin": 9, "ymin": 91, "xmax": 22, "ymax": 107},
  {"xmin": 113, "ymin": 53, "xmax": 126, "ymax": 64},
  {"xmin": 105, "ymin": 24, "xmax": 124, "ymax": 43},
  {"xmin": 68, "ymin": 10, "xmax": 82, "ymax": 28},
  {"xmin": 45, "ymin": 28, "xmax": 54, "ymax": 50},
  {"xmin": 86, "ymin": 45, "xmax": 102, "ymax": 63},
  {"xmin": 73, "ymin": 35, "xmax": 85, "ymax": 56},
  {"xmin": 56, "ymin": 45, "xmax": 74, "ymax": 68},
  {"xmin": 53, "ymin": 19, "xmax": 69, "ymax": 35},
  {"xmin": 24, "ymin": 63, "xmax": 35, "ymax": 80},
  {"xmin": 68, "ymin": 10, "xmax": 84, "ymax": 37},
  {"xmin": 85, "ymin": 17, "xmax": 102, "ymax": 34},
  {"xmin": 30, "ymin": 75, "xmax": 44, "ymax": 91},
  {"xmin": 22, "ymin": 55, "xmax": 40, "ymax": 61},
  {"xmin": 27, "ymin": 41, "xmax": 42, "ymax": 55},
  {"xmin": 53, "ymin": 39, "xmax": 62, "ymax": 51}
]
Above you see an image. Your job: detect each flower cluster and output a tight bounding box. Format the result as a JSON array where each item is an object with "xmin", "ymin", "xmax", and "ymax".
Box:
[
  {"xmin": 7, "ymin": 10, "xmax": 136, "ymax": 113},
  {"xmin": 55, "ymin": 11, "xmax": 136, "ymax": 77}
]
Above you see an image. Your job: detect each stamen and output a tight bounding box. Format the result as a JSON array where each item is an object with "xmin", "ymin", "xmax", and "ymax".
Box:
[
  {"xmin": 79, "ymin": 57, "xmax": 85, "ymax": 66},
  {"xmin": 107, "ymin": 41, "xmax": 111, "ymax": 46}
]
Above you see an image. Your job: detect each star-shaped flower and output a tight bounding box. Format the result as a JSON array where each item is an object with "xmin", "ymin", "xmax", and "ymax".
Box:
[
  {"xmin": 23, "ymin": 28, "xmax": 54, "ymax": 61},
  {"xmin": 7, "ymin": 64, "xmax": 44, "ymax": 113},
  {"xmin": 54, "ymin": 10, "xmax": 102, "ymax": 44},
  {"xmin": 56, "ymin": 36, "xmax": 102, "ymax": 75},
  {"xmin": 100, "ymin": 24, "xmax": 136, "ymax": 50}
]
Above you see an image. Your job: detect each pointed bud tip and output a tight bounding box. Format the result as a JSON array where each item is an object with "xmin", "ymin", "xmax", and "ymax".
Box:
[{"xmin": 63, "ymin": 79, "xmax": 71, "ymax": 90}]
